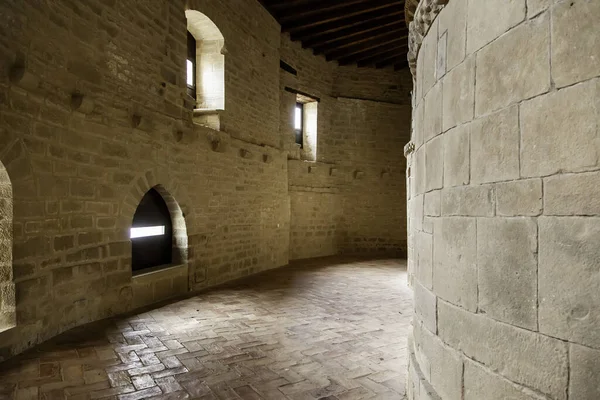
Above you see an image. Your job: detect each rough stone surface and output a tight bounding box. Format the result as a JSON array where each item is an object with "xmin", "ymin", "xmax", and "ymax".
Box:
[
  {"xmin": 425, "ymin": 135, "xmax": 443, "ymax": 191},
  {"xmin": 477, "ymin": 218, "xmax": 538, "ymax": 329},
  {"xmin": 475, "ymin": 13, "xmax": 550, "ymax": 116},
  {"xmin": 423, "ymin": 82, "xmax": 443, "ymax": 143},
  {"xmin": 408, "ymin": 0, "xmax": 600, "ymax": 398},
  {"xmin": 464, "ymin": 361, "xmax": 545, "ymax": 400},
  {"xmin": 552, "ymin": 0, "xmax": 600, "ymax": 88},
  {"xmin": 570, "ymin": 343, "xmax": 600, "ymax": 400},
  {"xmin": 414, "ymin": 281, "xmax": 437, "ymax": 333},
  {"xmin": 470, "ymin": 106, "xmax": 520, "ymax": 184},
  {"xmin": 442, "ymin": 56, "xmax": 475, "ymax": 131},
  {"xmin": 438, "ymin": 301, "xmax": 568, "ymax": 400},
  {"xmin": 496, "ymin": 179, "xmax": 542, "ymax": 216},
  {"xmin": 433, "ymin": 218, "xmax": 477, "ymax": 311},
  {"xmin": 466, "ymin": 0, "xmax": 526, "ymax": 54},
  {"xmin": 539, "ymin": 217, "xmax": 600, "ymax": 348},
  {"xmin": 520, "ymin": 79, "xmax": 599, "ymax": 177},
  {"xmin": 442, "ymin": 124, "xmax": 469, "ymax": 187},
  {"xmin": 544, "ymin": 171, "xmax": 600, "ymax": 216}
]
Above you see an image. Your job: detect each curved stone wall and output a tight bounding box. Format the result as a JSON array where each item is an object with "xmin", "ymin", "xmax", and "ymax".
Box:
[{"xmin": 407, "ymin": 0, "xmax": 600, "ymax": 399}]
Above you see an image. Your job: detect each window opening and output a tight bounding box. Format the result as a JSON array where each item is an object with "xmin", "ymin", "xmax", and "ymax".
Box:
[
  {"xmin": 295, "ymin": 103, "xmax": 304, "ymax": 147},
  {"xmin": 187, "ymin": 31, "xmax": 197, "ymax": 100},
  {"xmin": 131, "ymin": 188, "xmax": 173, "ymax": 272}
]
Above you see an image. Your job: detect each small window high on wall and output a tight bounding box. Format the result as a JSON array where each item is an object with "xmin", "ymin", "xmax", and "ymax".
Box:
[
  {"xmin": 131, "ymin": 188, "xmax": 173, "ymax": 272},
  {"xmin": 185, "ymin": 10, "xmax": 225, "ymax": 110},
  {"xmin": 294, "ymin": 92, "xmax": 319, "ymax": 161}
]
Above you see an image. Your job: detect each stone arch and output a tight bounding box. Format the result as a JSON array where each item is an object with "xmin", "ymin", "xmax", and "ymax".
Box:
[
  {"xmin": 185, "ymin": 9, "xmax": 226, "ymax": 110},
  {"xmin": 0, "ymin": 160, "xmax": 15, "ymax": 333},
  {"xmin": 120, "ymin": 169, "xmax": 191, "ymax": 267}
]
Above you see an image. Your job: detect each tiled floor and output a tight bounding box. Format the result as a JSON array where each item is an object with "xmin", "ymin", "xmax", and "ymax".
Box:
[{"xmin": 0, "ymin": 256, "xmax": 411, "ymax": 400}]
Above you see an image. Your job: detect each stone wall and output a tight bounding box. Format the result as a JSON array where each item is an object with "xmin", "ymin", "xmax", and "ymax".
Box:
[
  {"xmin": 0, "ymin": 0, "xmax": 409, "ymax": 359},
  {"xmin": 407, "ymin": 0, "xmax": 600, "ymax": 399},
  {"xmin": 282, "ymin": 36, "xmax": 413, "ymax": 260}
]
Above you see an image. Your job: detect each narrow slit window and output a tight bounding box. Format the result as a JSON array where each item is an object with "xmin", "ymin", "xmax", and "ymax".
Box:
[
  {"xmin": 130, "ymin": 226, "xmax": 166, "ymax": 239},
  {"xmin": 187, "ymin": 31, "xmax": 197, "ymax": 100},
  {"xmin": 294, "ymin": 103, "xmax": 304, "ymax": 147}
]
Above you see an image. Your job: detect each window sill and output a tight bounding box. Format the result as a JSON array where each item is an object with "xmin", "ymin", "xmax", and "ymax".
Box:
[
  {"xmin": 132, "ymin": 263, "xmax": 187, "ymax": 282},
  {"xmin": 193, "ymin": 108, "xmax": 223, "ymax": 115},
  {"xmin": 193, "ymin": 108, "xmax": 222, "ymax": 131}
]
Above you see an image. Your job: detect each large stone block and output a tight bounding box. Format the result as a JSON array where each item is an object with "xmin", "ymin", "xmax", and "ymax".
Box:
[
  {"xmin": 496, "ymin": 179, "xmax": 542, "ymax": 216},
  {"xmin": 477, "ymin": 218, "xmax": 538, "ymax": 329},
  {"xmin": 544, "ymin": 171, "xmax": 600, "ymax": 216},
  {"xmin": 441, "ymin": 185, "xmax": 494, "ymax": 217},
  {"xmin": 443, "ymin": 124, "xmax": 469, "ymax": 188},
  {"xmin": 413, "ymin": 101, "xmax": 425, "ymax": 148},
  {"xmin": 415, "ymin": 231, "xmax": 433, "ymax": 289},
  {"xmin": 438, "ymin": 300, "xmax": 568, "ymax": 400},
  {"xmin": 466, "ymin": 0, "xmax": 526, "ymax": 54},
  {"xmin": 424, "ymin": 190, "xmax": 441, "ymax": 217},
  {"xmin": 415, "ymin": 148, "xmax": 427, "ymax": 196},
  {"xmin": 539, "ymin": 217, "xmax": 600, "ymax": 348},
  {"xmin": 520, "ymin": 79, "xmax": 599, "ymax": 177},
  {"xmin": 421, "ymin": 20, "xmax": 439, "ymax": 97},
  {"xmin": 470, "ymin": 106, "xmax": 519, "ymax": 184},
  {"xmin": 570, "ymin": 343, "xmax": 600, "ymax": 400},
  {"xmin": 464, "ymin": 360, "xmax": 544, "ymax": 400},
  {"xmin": 419, "ymin": 327, "xmax": 463, "ymax": 400},
  {"xmin": 438, "ymin": 0, "xmax": 467, "ymax": 72},
  {"xmin": 442, "ymin": 56, "xmax": 475, "ymax": 131},
  {"xmin": 433, "ymin": 218, "xmax": 477, "ymax": 311},
  {"xmin": 552, "ymin": 0, "xmax": 600, "ymax": 88},
  {"xmin": 423, "ymin": 82, "xmax": 443, "ymax": 143},
  {"xmin": 475, "ymin": 13, "xmax": 550, "ymax": 116},
  {"xmin": 425, "ymin": 135, "xmax": 443, "ymax": 191},
  {"xmin": 414, "ymin": 281, "xmax": 437, "ymax": 334}
]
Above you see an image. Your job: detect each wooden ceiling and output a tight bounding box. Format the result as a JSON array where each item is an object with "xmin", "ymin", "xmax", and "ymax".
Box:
[{"xmin": 260, "ymin": 0, "xmax": 408, "ymax": 70}]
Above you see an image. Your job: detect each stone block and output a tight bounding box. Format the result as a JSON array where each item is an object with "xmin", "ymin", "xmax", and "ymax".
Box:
[
  {"xmin": 438, "ymin": 300, "xmax": 568, "ymax": 400},
  {"xmin": 443, "ymin": 124, "xmax": 469, "ymax": 187},
  {"xmin": 421, "ymin": 20, "xmax": 439, "ymax": 96},
  {"xmin": 441, "ymin": 185, "xmax": 494, "ymax": 217},
  {"xmin": 521, "ymin": 79, "xmax": 599, "ymax": 177},
  {"xmin": 415, "ymin": 231, "xmax": 433, "ymax": 289},
  {"xmin": 470, "ymin": 106, "xmax": 519, "ymax": 184},
  {"xmin": 544, "ymin": 171, "xmax": 600, "ymax": 216},
  {"xmin": 423, "ymin": 82, "xmax": 443, "ymax": 142},
  {"xmin": 424, "ymin": 190, "xmax": 440, "ymax": 217},
  {"xmin": 475, "ymin": 13, "xmax": 550, "ymax": 116},
  {"xmin": 477, "ymin": 218, "xmax": 538, "ymax": 329},
  {"xmin": 423, "ymin": 332, "xmax": 463, "ymax": 400},
  {"xmin": 415, "ymin": 148, "xmax": 426, "ymax": 196},
  {"xmin": 414, "ymin": 282, "xmax": 437, "ymax": 333},
  {"xmin": 552, "ymin": 0, "xmax": 600, "ymax": 88},
  {"xmin": 438, "ymin": 0, "xmax": 467, "ymax": 71},
  {"xmin": 442, "ymin": 56, "xmax": 474, "ymax": 132},
  {"xmin": 425, "ymin": 135, "xmax": 443, "ymax": 191},
  {"xmin": 570, "ymin": 343, "xmax": 600, "ymax": 400},
  {"xmin": 433, "ymin": 218, "xmax": 477, "ymax": 311},
  {"xmin": 436, "ymin": 31, "xmax": 447, "ymax": 80},
  {"xmin": 413, "ymin": 101, "xmax": 425, "ymax": 148},
  {"xmin": 464, "ymin": 360, "xmax": 542, "ymax": 400},
  {"xmin": 527, "ymin": 0, "xmax": 555, "ymax": 17},
  {"xmin": 539, "ymin": 217, "xmax": 600, "ymax": 348},
  {"xmin": 496, "ymin": 179, "xmax": 542, "ymax": 216},
  {"xmin": 466, "ymin": 0, "xmax": 526, "ymax": 54}
]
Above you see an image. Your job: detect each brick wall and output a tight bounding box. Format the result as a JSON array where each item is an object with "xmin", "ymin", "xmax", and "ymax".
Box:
[
  {"xmin": 282, "ymin": 36, "xmax": 412, "ymax": 259},
  {"xmin": 0, "ymin": 0, "xmax": 409, "ymax": 359},
  {"xmin": 407, "ymin": 0, "xmax": 600, "ymax": 399}
]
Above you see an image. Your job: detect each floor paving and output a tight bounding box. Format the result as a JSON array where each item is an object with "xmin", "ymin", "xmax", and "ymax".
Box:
[{"xmin": 0, "ymin": 256, "xmax": 411, "ymax": 400}]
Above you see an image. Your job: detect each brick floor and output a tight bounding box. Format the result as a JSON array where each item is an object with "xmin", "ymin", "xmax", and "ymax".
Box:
[{"xmin": 0, "ymin": 256, "xmax": 411, "ymax": 400}]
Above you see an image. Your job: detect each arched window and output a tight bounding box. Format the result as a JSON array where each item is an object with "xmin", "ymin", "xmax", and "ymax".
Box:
[
  {"xmin": 185, "ymin": 10, "xmax": 225, "ymax": 111},
  {"xmin": 0, "ymin": 162, "xmax": 15, "ymax": 332},
  {"xmin": 131, "ymin": 188, "xmax": 173, "ymax": 272}
]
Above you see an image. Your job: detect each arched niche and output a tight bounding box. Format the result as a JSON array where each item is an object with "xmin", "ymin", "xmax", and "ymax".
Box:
[
  {"xmin": 0, "ymin": 161, "xmax": 15, "ymax": 332},
  {"xmin": 185, "ymin": 10, "xmax": 225, "ymax": 111},
  {"xmin": 130, "ymin": 185, "xmax": 188, "ymax": 273}
]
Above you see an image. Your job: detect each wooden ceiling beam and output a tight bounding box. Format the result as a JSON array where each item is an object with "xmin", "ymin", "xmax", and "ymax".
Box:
[
  {"xmin": 284, "ymin": 1, "xmax": 403, "ymax": 33},
  {"xmin": 356, "ymin": 45, "xmax": 408, "ymax": 67},
  {"xmin": 292, "ymin": 10, "xmax": 404, "ymax": 42},
  {"xmin": 325, "ymin": 34, "xmax": 407, "ymax": 61},
  {"xmin": 277, "ymin": 0, "xmax": 369, "ymax": 22},
  {"xmin": 300, "ymin": 17, "xmax": 404, "ymax": 48},
  {"xmin": 394, "ymin": 62, "xmax": 409, "ymax": 71},
  {"xmin": 376, "ymin": 55, "xmax": 407, "ymax": 68},
  {"xmin": 312, "ymin": 23, "xmax": 406, "ymax": 55},
  {"xmin": 337, "ymin": 42, "xmax": 408, "ymax": 65}
]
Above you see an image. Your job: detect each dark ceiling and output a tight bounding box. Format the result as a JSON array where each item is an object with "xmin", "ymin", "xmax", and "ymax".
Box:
[{"xmin": 260, "ymin": 0, "xmax": 408, "ymax": 70}]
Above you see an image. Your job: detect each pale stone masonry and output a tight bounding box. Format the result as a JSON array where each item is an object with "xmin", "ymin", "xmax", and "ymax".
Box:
[
  {"xmin": 0, "ymin": 0, "xmax": 411, "ymax": 360},
  {"xmin": 407, "ymin": 0, "xmax": 600, "ymax": 398}
]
